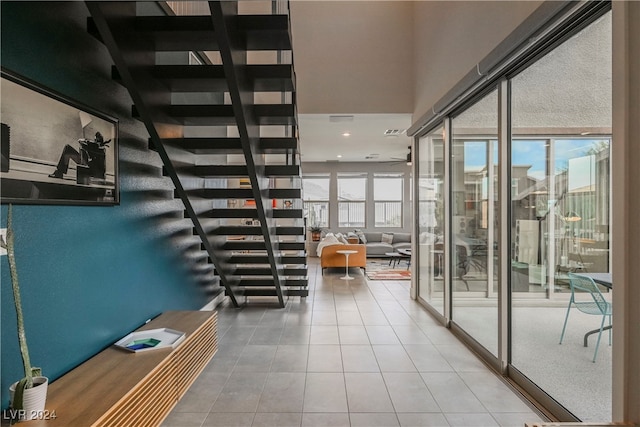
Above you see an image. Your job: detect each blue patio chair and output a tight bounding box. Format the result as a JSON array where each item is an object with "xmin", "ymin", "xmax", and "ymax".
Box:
[{"xmin": 559, "ymin": 273, "xmax": 612, "ymax": 362}]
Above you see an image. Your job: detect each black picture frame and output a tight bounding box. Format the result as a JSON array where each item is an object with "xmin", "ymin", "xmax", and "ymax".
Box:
[{"xmin": 0, "ymin": 68, "xmax": 119, "ymax": 205}]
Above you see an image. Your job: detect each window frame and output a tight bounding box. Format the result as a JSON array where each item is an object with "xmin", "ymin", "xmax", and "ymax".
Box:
[{"xmin": 373, "ymin": 174, "xmax": 404, "ymax": 228}]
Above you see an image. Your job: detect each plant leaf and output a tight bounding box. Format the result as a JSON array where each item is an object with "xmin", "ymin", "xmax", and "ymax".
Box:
[{"xmin": 11, "ymin": 377, "xmax": 28, "ymax": 413}]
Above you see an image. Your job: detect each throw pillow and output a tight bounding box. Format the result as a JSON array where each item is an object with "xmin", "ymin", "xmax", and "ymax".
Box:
[
  {"xmin": 355, "ymin": 230, "xmax": 367, "ymax": 244},
  {"xmin": 335, "ymin": 233, "xmax": 348, "ymax": 244},
  {"xmin": 316, "ymin": 233, "xmax": 343, "ymax": 257},
  {"xmin": 381, "ymin": 232, "xmax": 394, "ymax": 244}
]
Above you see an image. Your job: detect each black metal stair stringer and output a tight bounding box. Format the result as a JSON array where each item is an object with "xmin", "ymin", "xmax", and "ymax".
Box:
[
  {"xmin": 85, "ymin": 1, "xmax": 242, "ymax": 306},
  {"xmin": 209, "ymin": 1, "xmax": 286, "ymax": 307}
]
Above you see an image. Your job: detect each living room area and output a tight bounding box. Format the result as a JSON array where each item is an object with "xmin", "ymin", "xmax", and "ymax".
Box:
[
  {"xmin": 301, "ymin": 159, "xmax": 415, "ymax": 281},
  {"xmin": 2, "ymin": 1, "xmax": 638, "ymax": 425}
]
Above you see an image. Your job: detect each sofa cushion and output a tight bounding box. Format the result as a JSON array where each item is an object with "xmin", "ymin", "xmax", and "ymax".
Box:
[
  {"xmin": 366, "ymin": 242, "xmax": 394, "ymax": 257},
  {"xmin": 355, "ymin": 230, "xmax": 367, "ymax": 244},
  {"xmin": 381, "ymin": 232, "xmax": 394, "ymax": 244},
  {"xmin": 392, "ymin": 242, "xmax": 412, "ymax": 251},
  {"xmin": 316, "ymin": 233, "xmax": 343, "ymax": 257},
  {"xmin": 392, "ymin": 233, "xmax": 411, "ymax": 244},
  {"xmin": 335, "ymin": 233, "xmax": 349, "ymax": 244},
  {"xmin": 364, "ymin": 232, "xmax": 383, "ymax": 243}
]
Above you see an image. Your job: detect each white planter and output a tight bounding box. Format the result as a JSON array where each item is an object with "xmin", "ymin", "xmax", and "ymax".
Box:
[{"xmin": 9, "ymin": 376, "xmax": 48, "ymax": 422}]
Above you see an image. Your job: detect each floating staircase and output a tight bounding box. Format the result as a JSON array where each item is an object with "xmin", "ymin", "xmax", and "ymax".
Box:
[{"xmin": 87, "ymin": 1, "xmax": 307, "ymax": 307}]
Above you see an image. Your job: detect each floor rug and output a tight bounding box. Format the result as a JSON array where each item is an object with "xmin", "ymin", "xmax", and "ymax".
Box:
[
  {"xmin": 366, "ymin": 258, "xmax": 411, "ymax": 280},
  {"xmin": 366, "ymin": 269, "xmax": 411, "ymax": 280}
]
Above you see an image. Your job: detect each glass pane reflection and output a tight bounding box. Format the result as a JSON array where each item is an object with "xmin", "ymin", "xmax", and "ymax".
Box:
[
  {"xmin": 417, "ymin": 127, "xmax": 445, "ymax": 315},
  {"xmin": 510, "ymin": 11, "xmax": 612, "ymax": 422},
  {"xmin": 450, "ymin": 89, "xmax": 499, "ymax": 356}
]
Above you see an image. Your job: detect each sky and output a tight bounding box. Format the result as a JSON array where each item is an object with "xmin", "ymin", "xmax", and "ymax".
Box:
[{"xmin": 463, "ymin": 138, "xmax": 610, "ymax": 181}]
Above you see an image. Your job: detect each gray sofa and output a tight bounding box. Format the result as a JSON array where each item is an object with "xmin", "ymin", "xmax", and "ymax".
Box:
[{"xmin": 349, "ymin": 231, "xmax": 412, "ymax": 257}]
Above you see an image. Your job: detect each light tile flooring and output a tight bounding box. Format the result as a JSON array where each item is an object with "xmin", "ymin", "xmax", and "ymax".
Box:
[{"xmin": 162, "ymin": 259, "xmax": 545, "ymax": 427}]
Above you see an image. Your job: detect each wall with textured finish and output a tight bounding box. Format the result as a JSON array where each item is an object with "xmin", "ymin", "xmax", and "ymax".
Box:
[
  {"xmin": 290, "ymin": 1, "xmax": 414, "ymax": 114},
  {"xmin": 0, "ymin": 2, "xmax": 213, "ymax": 408},
  {"xmin": 412, "ymin": 1, "xmax": 542, "ymax": 121}
]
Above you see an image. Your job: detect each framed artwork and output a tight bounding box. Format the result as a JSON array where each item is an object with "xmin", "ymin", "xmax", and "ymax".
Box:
[{"xmin": 0, "ymin": 68, "xmax": 119, "ymax": 205}]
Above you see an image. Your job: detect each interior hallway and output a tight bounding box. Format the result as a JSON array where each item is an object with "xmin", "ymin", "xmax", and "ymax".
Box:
[{"xmin": 162, "ymin": 259, "xmax": 545, "ymax": 427}]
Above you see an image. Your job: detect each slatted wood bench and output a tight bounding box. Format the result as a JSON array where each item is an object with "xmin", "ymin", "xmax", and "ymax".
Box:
[{"xmin": 24, "ymin": 310, "xmax": 218, "ymax": 427}]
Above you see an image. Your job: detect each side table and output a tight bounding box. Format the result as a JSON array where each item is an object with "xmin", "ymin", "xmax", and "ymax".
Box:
[{"xmin": 336, "ymin": 249, "xmax": 358, "ymax": 280}]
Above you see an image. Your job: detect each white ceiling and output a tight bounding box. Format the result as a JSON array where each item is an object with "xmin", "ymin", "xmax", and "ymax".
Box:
[
  {"xmin": 289, "ymin": 1, "xmax": 415, "ymax": 164},
  {"xmin": 298, "ymin": 114, "xmax": 414, "ymax": 163},
  {"xmin": 289, "ymin": 1, "xmax": 545, "ymax": 164}
]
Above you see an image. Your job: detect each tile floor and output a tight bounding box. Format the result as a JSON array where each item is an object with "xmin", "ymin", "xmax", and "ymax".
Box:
[{"xmin": 162, "ymin": 259, "xmax": 545, "ymax": 427}]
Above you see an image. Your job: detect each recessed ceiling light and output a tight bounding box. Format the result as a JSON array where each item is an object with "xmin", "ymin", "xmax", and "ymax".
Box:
[
  {"xmin": 342, "ymin": 132, "xmax": 351, "ymax": 137},
  {"xmin": 337, "ymin": 154, "xmax": 342, "ymax": 158}
]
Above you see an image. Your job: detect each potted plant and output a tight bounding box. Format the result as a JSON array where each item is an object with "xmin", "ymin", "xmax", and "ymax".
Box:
[
  {"xmin": 2, "ymin": 205, "xmax": 48, "ymax": 423},
  {"xmin": 309, "ymin": 225, "xmax": 323, "ymax": 242}
]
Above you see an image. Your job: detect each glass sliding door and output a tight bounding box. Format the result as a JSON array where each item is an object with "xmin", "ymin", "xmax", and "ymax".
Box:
[
  {"xmin": 509, "ymin": 11, "xmax": 612, "ymax": 422},
  {"xmin": 450, "ymin": 90, "xmax": 499, "ymax": 356},
  {"xmin": 416, "ymin": 126, "xmax": 445, "ymax": 315},
  {"xmin": 413, "ymin": 5, "xmax": 612, "ymax": 423}
]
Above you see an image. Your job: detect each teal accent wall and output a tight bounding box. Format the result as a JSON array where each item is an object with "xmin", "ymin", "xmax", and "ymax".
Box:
[{"xmin": 1, "ymin": 2, "xmax": 212, "ymax": 408}]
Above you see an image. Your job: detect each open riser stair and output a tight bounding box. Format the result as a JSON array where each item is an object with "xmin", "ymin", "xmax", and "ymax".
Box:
[{"xmin": 87, "ymin": 0, "xmax": 308, "ymax": 307}]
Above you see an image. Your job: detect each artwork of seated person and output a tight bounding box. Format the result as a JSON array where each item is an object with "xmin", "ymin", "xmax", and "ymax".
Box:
[{"xmin": 49, "ymin": 131, "xmax": 110, "ymax": 181}]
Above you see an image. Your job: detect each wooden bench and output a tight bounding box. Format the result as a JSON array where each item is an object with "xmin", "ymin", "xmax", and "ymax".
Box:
[{"xmin": 24, "ymin": 310, "xmax": 218, "ymax": 427}]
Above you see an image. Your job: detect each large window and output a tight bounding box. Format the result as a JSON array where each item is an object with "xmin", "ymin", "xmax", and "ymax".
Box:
[
  {"xmin": 303, "ymin": 175, "xmax": 329, "ymax": 228},
  {"xmin": 374, "ymin": 174, "xmax": 403, "ymax": 227},
  {"xmin": 337, "ymin": 173, "xmax": 366, "ymax": 227},
  {"xmin": 414, "ymin": 8, "xmax": 612, "ymax": 423},
  {"xmin": 303, "ymin": 170, "xmax": 410, "ymax": 230}
]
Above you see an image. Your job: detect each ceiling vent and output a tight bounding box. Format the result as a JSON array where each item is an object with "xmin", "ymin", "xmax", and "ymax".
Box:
[
  {"xmin": 365, "ymin": 153, "xmax": 380, "ymax": 160},
  {"xmin": 329, "ymin": 115, "xmax": 354, "ymax": 123},
  {"xmin": 384, "ymin": 129, "xmax": 406, "ymax": 137}
]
